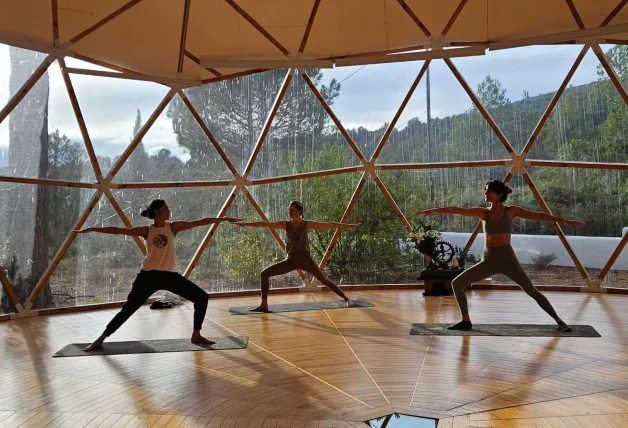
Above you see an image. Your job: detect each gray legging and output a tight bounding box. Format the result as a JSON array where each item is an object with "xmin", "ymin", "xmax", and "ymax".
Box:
[
  {"xmin": 451, "ymin": 245, "xmax": 559, "ymax": 319},
  {"xmin": 261, "ymin": 252, "xmax": 346, "ymax": 300}
]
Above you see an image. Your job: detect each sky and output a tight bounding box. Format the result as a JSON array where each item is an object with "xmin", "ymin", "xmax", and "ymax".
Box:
[{"xmin": 0, "ymin": 43, "xmax": 607, "ymax": 164}]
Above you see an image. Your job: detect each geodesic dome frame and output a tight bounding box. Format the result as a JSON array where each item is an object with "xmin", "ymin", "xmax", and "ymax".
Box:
[{"xmin": 1, "ymin": 0, "xmax": 628, "ymax": 315}]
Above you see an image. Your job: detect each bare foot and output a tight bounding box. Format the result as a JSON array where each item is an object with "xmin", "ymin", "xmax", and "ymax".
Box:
[
  {"xmin": 251, "ymin": 302, "xmax": 270, "ymax": 312},
  {"xmin": 83, "ymin": 337, "xmax": 105, "ymax": 351},
  {"xmin": 191, "ymin": 332, "xmax": 215, "ymax": 345},
  {"xmin": 345, "ymin": 298, "xmax": 354, "ymax": 307}
]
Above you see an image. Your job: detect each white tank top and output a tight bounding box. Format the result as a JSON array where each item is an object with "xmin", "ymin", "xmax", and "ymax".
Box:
[{"xmin": 141, "ymin": 222, "xmax": 177, "ymax": 272}]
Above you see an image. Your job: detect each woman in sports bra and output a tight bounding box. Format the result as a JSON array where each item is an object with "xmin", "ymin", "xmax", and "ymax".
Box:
[
  {"xmin": 76, "ymin": 199, "xmax": 241, "ymax": 351},
  {"xmin": 236, "ymin": 201, "xmax": 359, "ymax": 312},
  {"xmin": 414, "ymin": 180, "xmax": 584, "ymax": 332}
]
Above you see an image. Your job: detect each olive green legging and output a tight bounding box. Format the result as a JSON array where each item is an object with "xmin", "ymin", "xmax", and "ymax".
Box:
[
  {"xmin": 261, "ymin": 252, "xmax": 346, "ymax": 300},
  {"xmin": 451, "ymin": 245, "xmax": 559, "ymax": 319}
]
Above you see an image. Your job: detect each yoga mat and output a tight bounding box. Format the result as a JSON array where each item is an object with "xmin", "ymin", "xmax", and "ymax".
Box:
[
  {"xmin": 230, "ymin": 299, "xmax": 374, "ymax": 315},
  {"xmin": 53, "ymin": 336, "xmax": 249, "ymax": 357},
  {"xmin": 410, "ymin": 324, "xmax": 600, "ymax": 337}
]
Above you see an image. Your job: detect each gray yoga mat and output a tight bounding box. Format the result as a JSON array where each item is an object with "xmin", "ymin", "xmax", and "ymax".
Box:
[
  {"xmin": 229, "ymin": 299, "xmax": 374, "ymax": 315},
  {"xmin": 53, "ymin": 336, "xmax": 249, "ymax": 357},
  {"xmin": 410, "ymin": 323, "xmax": 600, "ymax": 337}
]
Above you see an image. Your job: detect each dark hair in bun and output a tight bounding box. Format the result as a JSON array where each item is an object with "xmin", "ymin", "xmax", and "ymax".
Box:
[
  {"xmin": 140, "ymin": 199, "xmax": 166, "ymax": 219},
  {"xmin": 485, "ymin": 180, "xmax": 512, "ymax": 202},
  {"xmin": 290, "ymin": 200, "xmax": 304, "ymax": 218}
]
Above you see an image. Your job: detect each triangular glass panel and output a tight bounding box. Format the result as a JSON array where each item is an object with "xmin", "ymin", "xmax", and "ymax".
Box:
[
  {"xmin": 602, "ymin": 239, "xmax": 628, "ymax": 290},
  {"xmin": 184, "ymin": 69, "xmax": 287, "ymax": 176},
  {"xmin": 0, "ymin": 59, "xmax": 96, "ymax": 182},
  {"xmin": 48, "ymin": 193, "xmax": 144, "ymax": 308},
  {"xmin": 114, "ymin": 94, "xmax": 234, "ymax": 183},
  {"xmin": 188, "ymin": 193, "xmax": 303, "ymax": 292},
  {"xmin": 378, "ymin": 166, "xmax": 512, "ymax": 270},
  {"xmin": 71, "ymin": 73, "xmax": 170, "ymax": 177},
  {"xmin": 247, "ymin": 173, "xmax": 361, "ymax": 276},
  {"xmin": 0, "ymin": 183, "xmax": 97, "ymax": 310},
  {"xmin": 249, "ymin": 71, "xmax": 363, "ymax": 179},
  {"xmin": 452, "ymin": 45, "xmax": 586, "ymax": 154},
  {"xmin": 311, "ymin": 176, "xmax": 415, "ymax": 285},
  {"xmin": 380, "ymin": 58, "xmax": 512, "ymax": 164},
  {"xmin": 114, "ymin": 186, "xmax": 235, "ymax": 274},
  {"xmin": 528, "ymin": 45, "xmax": 628, "ymax": 163},
  {"xmin": 322, "ymin": 62, "xmax": 425, "ymax": 160}
]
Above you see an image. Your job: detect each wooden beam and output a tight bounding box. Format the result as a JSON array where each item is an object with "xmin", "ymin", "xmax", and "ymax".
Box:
[
  {"xmin": 58, "ymin": 58, "xmax": 104, "ymax": 181},
  {"xmin": 0, "ymin": 267, "xmax": 22, "ymax": 312},
  {"xmin": 184, "ymin": 188, "xmax": 237, "ymax": 276},
  {"xmin": 248, "ymin": 167, "xmax": 363, "ymax": 186},
  {"xmin": 178, "ymin": 0, "xmax": 192, "ymax": 73},
  {"xmin": 64, "ymin": 67, "xmax": 201, "ymax": 87},
  {"xmin": 184, "ymin": 50, "xmax": 221, "ymax": 77},
  {"xmin": 106, "ymin": 89, "xmax": 176, "ymax": 181},
  {"xmin": 201, "ymin": 68, "xmax": 268, "ymax": 85},
  {"xmin": 522, "ymin": 171, "xmax": 590, "ymax": 280},
  {"xmin": 598, "ymin": 231, "xmax": 628, "ymax": 281},
  {"xmin": 371, "ymin": 60, "xmax": 431, "ymax": 161},
  {"xmin": 299, "ymin": 0, "xmax": 322, "ymax": 54},
  {"xmin": 0, "ymin": 55, "xmax": 55, "ymax": 125},
  {"xmin": 521, "ymin": 46, "xmax": 589, "ymax": 157},
  {"xmin": 319, "ymin": 173, "xmax": 368, "ymax": 270},
  {"xmin": 65, "ymin": 0, "xmax": 145, "ymax": 46},
  {"xmin": 565, "ymin": 0, "xmax": 586, "ymax": 30},
  {"xmin": 51, "ymin": 0, "xmax": 60, "ymax": 45},
  {"xmin": 299, "ymin": 70, "xmax": 367, "ymax": 162},
  {"xmin": 526, "ymin": 159, "xmax": 628, "ymax": 170},
  {"xmin": 396, "ymin": 0, "xmax": 432, "ymax": 37},
  {"xmin": 243, "ymin": 69, "xmax": 293, "ymax": 177},
  {"xmin": 110, "ymin": 180, "xmax": 235, "ymax": 189},
  {"xmin": 223, "ymin": 0, "xmax": 290, "ymax": 56},
  {"xmin": 104, "ymin": 189, "xmax": 147, "ymax": 255},
  {"xmin": 442, "ymin": 0, "xmax": 469, "ymax": 36},
  {"xmin": 0, "ymin": 175, "xmax": 96, "ymax": 188},
  {"xmin": 600, "ymin": 0, "xmax": 628, "ymax": 26},
  {"xmin": 178, "ymin": 90, "xmax": 239, "ymax": 175},
  {"xmin": 445, "ymin": 58, "xmax": 516, "ymax": 154},
  {"xmin": 594, "ymin": 45, "xmax": 628, "ymax": 106},
  {"xmin": 25, "ymin": 191, "xmax": 104, "ymax": 308},
  {"xmin": 72, "ymin": 53, "xmax": 143, "ymax": 75},
  {"xmin": 372, "ymin": 175, "xmax": 412, "ymax": 231},
  {"xmin": 376, "ymin": 159, "xmax": 512, "ymax": 171}
]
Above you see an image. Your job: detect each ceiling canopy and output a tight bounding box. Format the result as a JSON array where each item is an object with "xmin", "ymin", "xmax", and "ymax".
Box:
[{"xmin": 1, "ymin": 0, "xmax": 628, "ymax": 84}]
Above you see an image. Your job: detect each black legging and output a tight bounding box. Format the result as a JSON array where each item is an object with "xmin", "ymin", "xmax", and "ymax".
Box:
[{"xmin": 104, "ymin": 270, "xmax": 208, "ymax": 337}]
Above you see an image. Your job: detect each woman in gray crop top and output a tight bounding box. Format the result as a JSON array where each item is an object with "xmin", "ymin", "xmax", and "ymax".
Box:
[
  {"xmin": 414, "ymin": 180, "xmax": 584, "ymax": 333},
  {"xmin": 237, "ymin": 201, "xmax": 360, "ymax": 312}
]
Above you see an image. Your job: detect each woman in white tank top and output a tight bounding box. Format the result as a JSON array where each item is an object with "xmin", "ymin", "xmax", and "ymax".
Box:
[{"xmin": 76, "ymin": 199, "xmax": 241, "ymax": 351}]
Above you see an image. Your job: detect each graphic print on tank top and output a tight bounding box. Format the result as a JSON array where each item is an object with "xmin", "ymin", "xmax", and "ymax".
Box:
[{"xmin": 153, "ymin": 234, "xmax": 168, "ymax": 248}]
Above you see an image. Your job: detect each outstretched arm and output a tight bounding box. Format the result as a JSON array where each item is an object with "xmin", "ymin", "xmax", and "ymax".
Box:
[
  {"xmin": 75, "ymin": 226, "xmax": 148, "ymax": 238},
  {"xmin": 414, "ymin": 207, "xmax": 486, "ymax": 219},
  {"xmin": 307, "ymin": 221, "xmax": 360, "ymax": 230},
  {"xmin": 171, "ymin": 217, "xmax": 242, "ymax": 234},
  {"xmin": 235, "ymin": 221, "xmax": 286, "ymax": 230},
  {"xmin": 509, "ymin": 206, "xmax": 584, "ymax": 227}
]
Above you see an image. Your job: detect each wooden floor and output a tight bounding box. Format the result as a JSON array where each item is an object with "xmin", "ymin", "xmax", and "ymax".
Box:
[{"xmin": 1, "ymin": 289, "xmax": 628, "ymax": 428}]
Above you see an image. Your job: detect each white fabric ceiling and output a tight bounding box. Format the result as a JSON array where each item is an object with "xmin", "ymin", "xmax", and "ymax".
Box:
[{"xmin": 1, "ymin": 0, "xmax": 627, "ymax": 82}]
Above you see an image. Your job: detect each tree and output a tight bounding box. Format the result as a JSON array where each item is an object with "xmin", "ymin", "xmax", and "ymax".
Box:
[
  {"xmin": 2, "ymin": 48, "xmax": 52, "ymax": 312},
  {"xmin": 166, "ymin": 69, "xmax": 340, "ymax": 178},
  {"xmin": 477, "ymin": 75, "xmax": 509, "ymax": 109}
]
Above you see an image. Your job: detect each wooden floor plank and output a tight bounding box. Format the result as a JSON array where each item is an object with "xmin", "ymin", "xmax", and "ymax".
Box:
[{"xmin": 0, "ymin": 290, "xmax": 626, "ymax": 428}]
